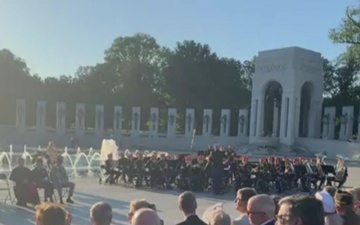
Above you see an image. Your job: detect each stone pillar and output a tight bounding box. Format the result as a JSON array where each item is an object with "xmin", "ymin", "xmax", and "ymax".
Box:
[
  {"xmin": 357, "ymin": 118, "xmax": 360, "ymax": 141},
  {"xmin": 113, "ymin": 106, "xmax": 122, "ymax": 135},
  {"xmin": 279, "ymin": 97, "xmax": 289, "ymax": 139},
  {"xmin": 324, "ymin": 107, "xmax": 336, "ymax": 139},
  {"xmin": 36, "ymin": 101, "xmax": 46, "ymax": 133},
  {"xmin": 220, "ymin": 109, "xmax": 230, "ymax": 137},
  {"xmin": 56, "ymin": 102, "xmax": 66, "ymax": 135},
  {"xmin": 167, "ymin": 108, "xmax": 177, "ymax": 137},
  {"xmin": 149, "ymin": 107, "xmax": 159, "ymax": 138},
  {"xmin": 238, "ymin": 109, "xmax": 248, "ymax": 136},
  {"xmin": 249, "ymin": 99, "xmax": 259, "ymax": 142},
  {"xmin": 76, "ymin": 104, "xmax": 85, "ymax": 136},
  {"xmin": 339, "ymin": 106, "xmax": 354, "ymax": 141},
  {"xmin": 256, "ymin": 99, "xmax": 265, "ymax": 137},
  {"xmin": 308, "ymin": 101, "xmax": 321, "ymax": 138},
  {"xmin": 95, "ymin": 105, "xmax": 104, "ymax": 135},
  {"xmin": 202, "ymin": 109, "xmax": 212, "ymax": 136},
  {"xmin": 131, "ymin": 107, "xmax": 141, "ymax": 138},
  {"xmin": 249, "ymin": 99, "xmax": 262, "ymax": 144},
  {"xmin": 185, "ymin": 109, "xmax": 195, "ymax": 137},
  {"xmin": 16, "ymin": 99, "xmax": 26, "ymax": 132},
  {"xmin": 272, "ymin": 101, "xmax": 279, "ymax": 137},
  {"xmin": 321, "ymin": 113, "xmax": 330, "ymax": 139}
]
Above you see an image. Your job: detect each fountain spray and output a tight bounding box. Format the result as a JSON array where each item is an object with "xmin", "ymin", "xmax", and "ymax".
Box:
[{"xmin": 190, "ymin": 129, "xmax": 196, "ymax": 151}]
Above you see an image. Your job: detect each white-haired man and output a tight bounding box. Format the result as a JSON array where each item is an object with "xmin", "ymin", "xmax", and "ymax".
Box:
[{"xmin": 246, "ymin": 194, "xmax": 275, "ymax": 225}]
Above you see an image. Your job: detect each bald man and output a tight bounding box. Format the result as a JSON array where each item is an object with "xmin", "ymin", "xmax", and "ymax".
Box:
[
  {"xmin": 246, "ymin": 194, "xmax": 275, "ymax": 225},
  {"xmin": 132, "ymin": 208, "xmax": 162, "ymax": 225}
]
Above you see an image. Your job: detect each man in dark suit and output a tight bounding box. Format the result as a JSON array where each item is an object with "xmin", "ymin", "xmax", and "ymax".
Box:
[
  {"xmin": 176, "ymin": 191, "xmax": 207, "ymax": 225},
  {"xmin": 246, "ymin": 195, "xmax": 275, "ymax": 225}
]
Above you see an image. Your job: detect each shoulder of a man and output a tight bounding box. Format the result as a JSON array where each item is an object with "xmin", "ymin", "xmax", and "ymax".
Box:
[{"xmin": 232, "ymin": 216, "xmax": 249, "ymax": 225}]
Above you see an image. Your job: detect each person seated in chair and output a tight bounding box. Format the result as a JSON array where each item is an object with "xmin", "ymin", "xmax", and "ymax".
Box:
[
  {"xmin": 50, "ymin": 155, "xmax": 75, "ymax": 204},
  {"xmin": 31, "ymin": 157, "xmax": 54, "ymax": 202},
  {"xmin": 104, "ymin": 153, "xmax": 121, "ymax": 184},
  {"xmin": 10, "ymin": 157, "xmax": 40, "ymax": 206}
]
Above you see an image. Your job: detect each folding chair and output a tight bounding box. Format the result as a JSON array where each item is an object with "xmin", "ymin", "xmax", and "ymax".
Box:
[
  {"xmin": 53, "ymin": 187, "xmax": 69, "ymax": 202},
  {"xmin": 0, "ymin": 174, "xmax": 13, "ymax": 204}
]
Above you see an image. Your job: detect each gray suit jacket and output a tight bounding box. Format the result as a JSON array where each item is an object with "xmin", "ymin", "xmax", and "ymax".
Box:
[{"xmin": 232, "ymin": 215, "xmax": 250, "ymax": 225}]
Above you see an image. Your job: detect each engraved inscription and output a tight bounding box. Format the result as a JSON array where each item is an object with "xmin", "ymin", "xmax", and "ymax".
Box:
[
  {"xmin": 257, "ymin": 64, "xmax": 287, "ymax": 73},
  {"xmin": 299, "ymin": 59, "xmax": 319, "ymax": 73}
]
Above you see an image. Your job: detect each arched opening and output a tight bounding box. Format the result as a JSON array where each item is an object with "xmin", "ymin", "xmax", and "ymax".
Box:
[
  {"xmin": 299, "ymin": 81, "xmax": 313, "ymax": 137},
  {"xmin": 263, "ymin": 81, "xmax": 283, "ymax": 137}
]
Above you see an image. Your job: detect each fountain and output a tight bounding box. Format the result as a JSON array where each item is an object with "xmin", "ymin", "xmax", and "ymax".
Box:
[
  {"xmin": 0, "ymin": 151, "xmax": 12, "ymax": 172},
  {"xmin": 88, "ymin": 147, "xmax": 94, "ymax": 157},
  {"xmin": 22, "ymin": 146, "xmax": 33, "ymax": 166},
  {"xmin": 0, "ymin": 142, "xmax": 107, "ymax": 177},
  {"xmin": 59, "ymin": 146, "xmax": 102, "ymax": 177}
]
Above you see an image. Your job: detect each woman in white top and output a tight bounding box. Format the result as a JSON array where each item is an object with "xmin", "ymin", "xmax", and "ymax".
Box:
[{"xmin": 315, "ymin": 191, "xmax": 343, "ymax": 225}]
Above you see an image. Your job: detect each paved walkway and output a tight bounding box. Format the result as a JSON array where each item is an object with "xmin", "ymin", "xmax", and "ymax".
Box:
[{"xmin": 0, "ymin": 166, "xmax": 359, "ymax": 225}]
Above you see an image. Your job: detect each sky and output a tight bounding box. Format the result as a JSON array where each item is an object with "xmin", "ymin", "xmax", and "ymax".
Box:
[{"xmin": 0, "ymin": 0, "xmax": 358, "ymax": 78}]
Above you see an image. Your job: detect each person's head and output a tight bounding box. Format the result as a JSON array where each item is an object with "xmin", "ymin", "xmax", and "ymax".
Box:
[
  {"xmin": 131, "ymin": 208, "xmax": 161, "ymax": 225},
  {"xmin": 128, "ymin": 199, "xmax": 156, "ymax": 222},
  {"xmin": 36, "ymin": 157, "xmax": 44, "ymax": 168},
  {"xmin": 235, "ymin": 188, "xmax": 257, "ymax": 213},
  {"xmin": 107, "ymin": 153, "xmax": 113, "ymax": 160},
  {"xmin": 209, "ymin": 210, "xmax": 231, "ymax": 225},
  {"xmin": 247, "ymin": 194, "xmax": 275, "ymax": 225},
  {"xmin": 323, "ymin": 186, "xmax": 337, "ymax": 197},
  {"xmin": 351, "ymin": 187, "xmax": 360, "ymax": 203},
  {"xmin": 56, "ymin": 155, "xmax": 63, "ymax": 165},
  {"xmin": 178, "ymin": 191, "xmax": 197, "ymax": 215},
  {"xmin": 18, "ymin": 157, "xmax": 25, "ymax": 167},
  {"xmin": 90, "ymin": 202, "xmax": 112, "ymax": 225},
  {"xmin": 277, "ymin": 195, "xmax": 324, "ymax": 225},
  {"xmin": 334, "ymin": 190, "xmax": 354, "ymax": 215},
  {"xmin": 35, "ymin": 202, "xmax": 69, "ymax": 225},
  {"xmin": 48, "ymin": 141, "xmax": 54, "ymax": 148},
  {"xmin": 270, "ymin": 195, "xmax": 281, "ymax": 215}
]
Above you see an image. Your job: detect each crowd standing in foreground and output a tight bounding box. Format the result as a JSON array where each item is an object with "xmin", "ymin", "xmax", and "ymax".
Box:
[{"xmin": 34, "ymin": 187, "xmax": 360, "ymax": 225}]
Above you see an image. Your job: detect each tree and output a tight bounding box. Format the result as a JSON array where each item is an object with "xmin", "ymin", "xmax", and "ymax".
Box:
[
  {"xmin": 323, "ymin": 58, "xmax": 336, "ymax": 97},
  {"xmin": 329, "ymin": 5, "xmax": 360, "ymax": 64},
  {"xmin": 104, "ymin": 33, "xmax": 165, "ymax": 108},
  {"xmin": 329, "ymin": 6, "xmax": 360, "ymax": 45},
  {"xmin": 325, "ymin": 55, "xmax": 360, "ymax": 105},
  {"xmin": 0, "ymin": 49, "xmax": 43, "ymax": 124}
]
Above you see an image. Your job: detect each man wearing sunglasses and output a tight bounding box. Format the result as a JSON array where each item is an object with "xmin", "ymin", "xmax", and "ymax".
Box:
[{"xmin": 246, "ymin": 195, "xmax": 275, "ymax": 225}]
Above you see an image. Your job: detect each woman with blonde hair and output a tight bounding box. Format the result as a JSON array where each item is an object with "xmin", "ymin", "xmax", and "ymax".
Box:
[
  {"xmin": 128, "ymin": 199, "xmax": 156, "ymax": 223},
  {"xmin": 315, "ymin": 191, "xmax": 343, "ymax": 225},
  {"xmin": 35, "ymin": 202, "xmax": 72, "ymax": 225}
]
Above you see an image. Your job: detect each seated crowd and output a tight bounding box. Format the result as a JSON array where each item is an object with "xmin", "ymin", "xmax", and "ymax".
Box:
[
  {"xmin": 101, "ymin": 147, "xmax": 348, "ymax": 195},
  {"xmin": 9, "ymin": 154, "xmax": 75, "ymax": 206},
  {"xmin": 33, "ymin": 187, "xmax": 360, "ymax": 225}
]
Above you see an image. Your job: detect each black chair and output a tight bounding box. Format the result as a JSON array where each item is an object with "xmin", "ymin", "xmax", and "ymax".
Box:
[{"xmin": 0, "ymin": 174, "xmax": 13, "ymax": 204}]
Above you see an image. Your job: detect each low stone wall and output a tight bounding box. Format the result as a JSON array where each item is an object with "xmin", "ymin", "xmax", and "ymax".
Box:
[{"xmin": 296, "ymin": 137, "xmax": 360, "ymax": 160}]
